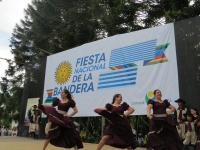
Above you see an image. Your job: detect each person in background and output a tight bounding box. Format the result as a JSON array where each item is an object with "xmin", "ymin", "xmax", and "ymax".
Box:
[
  {"xmin": 8, "ymin": 128, "xmax": 12, "ymax": 136},
  {"xmin": 0, "ymin": 125, "xmax": 2, "ymax": 136},
  {"xmin": 137, "ymin": 126, "xmax": 145, "ymax": 147},
  {"xmin": 94, "ymin": 94, "xmax": 136, "ymax": 150},
  {"xmin": 195, "ymin": 116, "xmax": 200, "ymax": 150},
  {"xmin": 1, "ymin": 126, "xmax": 4, "ymax": 136},
  {"xmin": 29, "ymin": 105, "xmax": 38, "ymax": 137},
  {"xmin": 183, "ymin": 112, "xmax": 197, "ymax": 150},
  {"xmin": 191, "ymin": 108, "xmax": 199, "ymax": 122},
  {"xmin": 31, "ymin": 109, "xmax": 41, "ymax": 139},
  {"xmin": 191, "ymin": 108, "xmax": 199, "ymax": 149},
  {"xmin": 146, "ymin": 89, "xmax": 182, "ymax": 150},
  {"xmin": 4, "ymin": 127, "xmax": 8, "ymax": 136},
  {"xmin": 12, "ymin": 126, "xmax": 17, "ymax": 136},
  {"xmin": 174, "ymin": 98, "xmax": 188, "ymax": 140}
]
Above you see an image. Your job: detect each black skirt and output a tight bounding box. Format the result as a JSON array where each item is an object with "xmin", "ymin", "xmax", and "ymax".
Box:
[
  {"xmin": 95, "ymin": 109, "xmax": 137, "ymax": 149},
  {"xmin": 39, "ymin": 104, "xmax": 83, "ymax": 149}
]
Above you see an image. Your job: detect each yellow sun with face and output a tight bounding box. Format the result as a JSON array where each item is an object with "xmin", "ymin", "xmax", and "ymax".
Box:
[{"xmin": 55, "ymin": 61, "xmax": 72, "ymax": 85}]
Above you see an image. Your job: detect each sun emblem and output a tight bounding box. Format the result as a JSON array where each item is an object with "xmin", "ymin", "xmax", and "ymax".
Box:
[
  {"xmin": 145, "ymin": 91, "xmax": 155, "ymax": 103},
  {"xmin": 55, "ymin": 61, "xmax": 72, "ymax": 85}
]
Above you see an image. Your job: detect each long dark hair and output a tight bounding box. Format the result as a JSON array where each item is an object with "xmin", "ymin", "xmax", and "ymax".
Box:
[
  {"xmin": 63, "ymin": 89, "xmax": 73, "ymax": 100},
  {"xmin": 111, "ymin": 94, "xmax": 121, "ymax": 104},
  {"xmin": 153, "ymin": 89, "xmax": 160, "ymax": 95}
]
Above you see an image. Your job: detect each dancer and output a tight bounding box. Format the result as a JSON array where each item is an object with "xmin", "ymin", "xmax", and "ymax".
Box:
[
  {"xmin": 146, "ymin": 89, "xmax": 182, "ymax": 150},
  {"xmin": 38, "ymin": 89, "xmax": 83, "ymax": 150},
  {"xmin": 174, "ymin": 98, "xmax": 188, "ymax": 140},
  {"xmin": 94, "ymin": 94, "xmax": 136, "ymax": 150}
]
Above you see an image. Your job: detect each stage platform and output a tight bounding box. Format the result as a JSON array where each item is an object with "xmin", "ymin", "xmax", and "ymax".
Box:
[{"xmin": 0, "ymin": 136, "xmax": 145, "ymax": 150}]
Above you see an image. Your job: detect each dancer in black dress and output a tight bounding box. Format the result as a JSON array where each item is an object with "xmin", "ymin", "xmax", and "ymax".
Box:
[
  {"xmin": 39, "ymin": 89, "xmax": 83, "ymax": 150},
  {"xmin": 94, "ymin": 94, "xmax": 136, "ymax": 150},
  {"xmin": 146, "ymin": 89, "xmax": 182, "ymax": 150}
]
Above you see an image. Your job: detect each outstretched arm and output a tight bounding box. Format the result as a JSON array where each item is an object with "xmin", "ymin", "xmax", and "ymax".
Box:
[
  {"xmin": 94, "ymin": 107, "xmax": 107, "ymax": 113},
  {"xmin": 41, "ymin": 104, "xmax": 54, "ymax": 107}
]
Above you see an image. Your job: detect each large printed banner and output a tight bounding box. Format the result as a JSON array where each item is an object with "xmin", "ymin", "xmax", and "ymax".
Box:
[{"xmin": 43, "ymin": 23, "xmax": 179, "ymax": 116}]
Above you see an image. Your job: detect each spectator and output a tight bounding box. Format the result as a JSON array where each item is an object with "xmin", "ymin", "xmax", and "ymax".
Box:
[
  {"xmin": 8, "ymin": 128, "xmax": 12, "ymax": 136},
  {"xmin": 0, "ymin": 125, "xmax": 2, "ymax": 136},
  {"xmin": 4, "ymin": 127, "xmax": 8, "ymax": 136},
  {"xmin": 1, "ymin": 126, "xmax": 4, "ymax": 136},
  {"xmin": 12, "ymin": 126, "xmax": 17, "ymax": 136}
]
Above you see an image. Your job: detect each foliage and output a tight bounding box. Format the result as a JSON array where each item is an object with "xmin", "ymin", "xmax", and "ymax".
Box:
[
  {"xmin": 0, "ymin": 77, "xmax": 23, "ymax": 126},
  {"xmin": 79, "ymin": 117, "xmax": 101, "ymax": 143}
]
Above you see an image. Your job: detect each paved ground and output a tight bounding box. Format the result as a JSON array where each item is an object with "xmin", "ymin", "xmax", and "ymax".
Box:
[{"xmin": 0, "ymin": 136, "xmax": 146, "ymax": 150}]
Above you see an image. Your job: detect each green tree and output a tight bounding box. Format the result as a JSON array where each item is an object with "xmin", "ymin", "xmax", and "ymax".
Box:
[
  {"xmin": 100, "ymin": 0, "xmax": 144, "ymax": 36},
  {"xmin": 141, "ymin": 0, "xmax": 200, "ymax": 27},
  {"xmin": 0, "ymin": 77, "xmax": 23, "ymax": 126}
]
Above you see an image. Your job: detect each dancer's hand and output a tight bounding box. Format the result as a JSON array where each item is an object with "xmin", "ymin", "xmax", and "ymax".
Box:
[
  {"xmin": 63, "ymin": 114, "xmax": 69, "ymax": 117},
  {"xmin": 177, "ymin": 125, "xmax": 180, "ymax": 129},
  {"xmin": 147, "ymin": 114, "xmax": 152, "ymax": 119},
  {"xmin": 166, "ymin": 111, "xmax": 171, "ymax": 115},
  {"xmin": 94, "ymin": 108, "xmax": 99, "ymax": 113},
  {"xmin": 94, "ymin": 108, "xmax": 102, "ymax": 114},
  {"xmin": 123, "ymin": 114, "xmax": 127, "ymax": 118}
]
